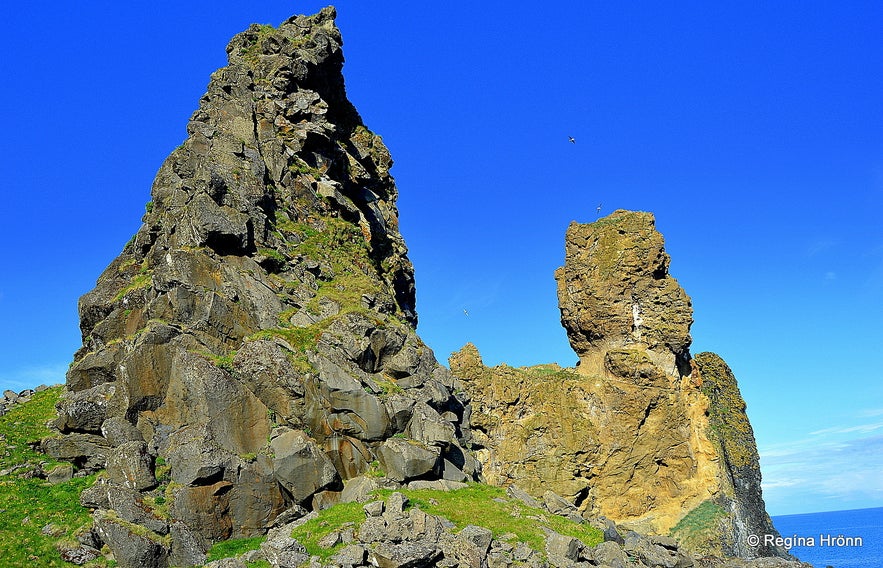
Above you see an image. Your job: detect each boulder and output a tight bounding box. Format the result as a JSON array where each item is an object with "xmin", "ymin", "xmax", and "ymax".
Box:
[
  {"xmin": 103, "ymin": 483, "xmax": 168, "ymax": 535},
  {"xmin": 55, "ymin": 383, "xmax": 115, "ymax": 433},
  {"xmin": 261, "ymin": 521, "xmax": 310, "ymax": 568},
  {"xmin": 169, "ymin": 521, "xmax": 209, "ymax": 568},
  {"xmin": 340, "ymin": 475, "xmax": 380, "ymax": 503},
  {"xmin": 106, "ymin": 441, "xmax": 156, "ymax": 491},
  {"xmin": 369, "ymin": 541, "xmax": 442, "ymax": 568},
  {"xmin": 270, "ymin": 429, "xmax": 339, "ymax": 503},
  {"xmin": 170, "ymin": 481, "xmax": 234, "ymax": 542},
  {"xmin": 41, "ymin": 433, "xmax": 108, "ymax": 471},
  {"xmin": 330, "ymin": 544, "xmax": 367, "ymax": 565},
  {"xmin": 93, "ymin": 511, "xmax": 169, "ymax": 568},
  {"xmin": 46, "ymin": 463, "xmax": 74, "ymax": 485},
  {"xmin": 101, "ymin": 416, "xmax": 144, "ymax": 445},
  {"xmin": 58, "ymin": 544, "xmax": 102, "ymax": 565},
  {"xmin": 545, "ymin": 531, "xmax": 583, "ymax": 563},
  {"xmin": 377, "ymin": 438, "xmax": 440, "ymax": 482}
]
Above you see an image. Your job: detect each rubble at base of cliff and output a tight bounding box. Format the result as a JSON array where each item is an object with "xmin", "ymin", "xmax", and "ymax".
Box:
[{"xmin": 191, "ymin": 488, "xmax": 812, "ymax": 568}]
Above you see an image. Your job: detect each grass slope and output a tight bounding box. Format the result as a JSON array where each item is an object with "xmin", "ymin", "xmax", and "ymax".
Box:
[
  {"xmin": 289, "ymin": 484, "xmax": 604, "ymax": 562},
  {"xmin": 0, "ymin": 386, "xmax": 104, "ymax": 567}
]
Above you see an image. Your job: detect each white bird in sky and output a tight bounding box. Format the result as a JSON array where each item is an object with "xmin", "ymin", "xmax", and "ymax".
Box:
[
  {"xmin": 596, "ymin": 203, "xmax": 602, "ymax": 214},
  {"xmin": 463, "ymin": 309, "xmax": 469, "ymax": 317},
  {"xmin": 568, "ymin": 136, "xmax": 576, "ymax": 144}
]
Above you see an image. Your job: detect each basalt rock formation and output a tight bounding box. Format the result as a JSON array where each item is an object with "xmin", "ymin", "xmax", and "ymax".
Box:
[
  {"xmin": 47, "ymin": 8, "xmax": 478, "ymax": 567},
  {"xmin": 454, "ymin": 210, "xmax": 785, "ymax": 559}
]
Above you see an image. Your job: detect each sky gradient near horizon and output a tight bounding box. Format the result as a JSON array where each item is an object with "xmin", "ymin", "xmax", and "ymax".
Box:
[{"xmin": 1, "ymin": 2, "xmax": 881, "ymax": 516}]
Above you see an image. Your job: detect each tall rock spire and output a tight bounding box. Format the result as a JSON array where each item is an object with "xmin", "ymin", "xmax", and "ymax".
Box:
[
  {"xmin": 456, "ymin": 210, "xmax": 787, "ymax": 558},
  {"xmin": 48, "ymin": 9, "xmax": 478, "ymax": 566}
]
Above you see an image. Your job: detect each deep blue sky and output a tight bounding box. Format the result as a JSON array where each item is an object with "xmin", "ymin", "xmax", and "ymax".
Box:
[{"xmin": 1, "ymin": 2, "xmax": 880, "ymax": 516}]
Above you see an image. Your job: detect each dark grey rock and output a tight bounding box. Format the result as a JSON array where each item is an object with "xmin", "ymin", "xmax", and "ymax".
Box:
[
  {"xmin": 624, "ymin": 530, "xmax": 679, "ymax": 568},
  {"xmin": 271, "ymin": 429, "xmax": 338, "ymax": 503},
  {"xmin": 458, "ymin": 524, "xmax": 493, "ymax": 554},
  {"xmin": 363, "ymin": 500, "xmax": 385, "ymax": 517},
  {"xmin": 542, "ymin": 490, "xmax": 577, "ymax": 516},
  {"xmin": 406, "ymin": 403, "xmax": 455, "ymax": 447},
  {"xmin": 204, "ymin": 558, "xmax": 247, "ymax": 568},
  {"xmin": 341, "ymin": 475, "xmax": 380, "ymax": 503},
  {"xmin": 101, "ymin": 416, "xmax": 144, "ymax": 446},
  {"xmin": 357, "ymin": 515, "xmax": 388, "ymax": 543},
  {"xmin": 545, "ymin": 531, "xmax": 583, "ymax": 563},
  {"xmin": 55, "ymin": 383, "xmax": 115, "ymax": 433},
  {"xmin": 587, "ymin": 540, "xmax": 628, "ymax": 568},
  {"xmin": 408, "ymin": 507, "xmax": 445, "ymax": 543},
  {"xmin": 46, "ymin": 463, "xmax": 74, "ymax": 484},
  {"xmin": 330, "ymin": 544, "xmax": 366, "ymax": 565},
  {"xmin": 369, "ymin": 541, "xmax": 442, "ymax": 568},
  {"xmin": 58, "ymin": 544, "xmax": 102, "ymax": 565},
  {"xmin": 106, "ymin": 441, "xmax": 156, "ymax": 491},
  {"xmin": 386, "ymin": 492, "xmax": 409, "ymax": 515},
  {"xmin": 93, "ymin": 511, "xmax": 169, "ymax": 568},
  {"xmin": 41, "ymin": 432, "xmax": 109, "ymax": 471},
  {"xmin": 506, "ymin": 486, "xmax": 542, "ymax": 509},
  {"xmin": 272, "ymin": 504, "xmax": 309, "ymax": 527},
  {"xmin": 169, "ymin": 520, "xmax": 208, "ymax": 568},
  {"xmin": 261, "ymin": 521, "xmax": 309, "ymax": 568},
  {"xmin": 104, "ymin": 484, "xmax": 168, "ymax": 535},
  {"xmin": 377, "ymin": 438, "xmax": 440, "ymax": 482}
]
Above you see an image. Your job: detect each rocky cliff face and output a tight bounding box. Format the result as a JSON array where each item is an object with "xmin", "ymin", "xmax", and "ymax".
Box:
[
  {"xmin": 455, "ymin": 210, "xmax": 785, "ymax": 558},
  {"xmin": 48, "ymin": 8, "xmax": 478, "ymax": 566}
]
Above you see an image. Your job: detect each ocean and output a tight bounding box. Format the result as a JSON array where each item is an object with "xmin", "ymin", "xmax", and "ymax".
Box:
[{"xmin": 771, "ymin": 506, "xmax": 882, "ymax": 568}]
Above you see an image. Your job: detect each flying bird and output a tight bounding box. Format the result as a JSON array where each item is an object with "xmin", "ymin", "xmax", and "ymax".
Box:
[
  {"xmin": 596, "ymin": 203, "xmax": 602, "ymax": 214},
  {"xmin": 464, "ymin": 309, "xmax": 469, "ymax": 317},
  {"xmin": 568, "ymin": 136, "xmax": 576, "ymax": 144}
]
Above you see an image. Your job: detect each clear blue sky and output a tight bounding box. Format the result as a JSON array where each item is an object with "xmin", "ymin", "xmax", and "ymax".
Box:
[{"xmin": 1, "ymin": 2, "xmax": 880, "ymax": 516}]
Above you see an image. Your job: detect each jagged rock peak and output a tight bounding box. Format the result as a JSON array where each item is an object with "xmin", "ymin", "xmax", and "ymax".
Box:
[
  {"xmin": 555, "ymin": 210, "xmax": 693, "ymax": 377},
  {"xmin": 50, "ymin": 9, "xmax": 480, "ymax": 567},
  {"xmin": 457, "ymin": 209, "xmax": 789, "ymax": 560}
]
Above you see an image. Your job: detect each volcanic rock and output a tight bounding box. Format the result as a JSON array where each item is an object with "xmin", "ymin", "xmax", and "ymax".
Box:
[
  {"xmin": 456, "ymin": 210, "xmax": 786, "ymax": 558},
  {"xmin": 52, "ymin": 7, "xmax": 478, "ymax": 564}
]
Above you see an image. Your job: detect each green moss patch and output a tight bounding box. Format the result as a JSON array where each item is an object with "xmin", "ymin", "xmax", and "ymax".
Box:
[{"xmin": 669, "ymin": 499, "xmax": 727, "ymax": 553}]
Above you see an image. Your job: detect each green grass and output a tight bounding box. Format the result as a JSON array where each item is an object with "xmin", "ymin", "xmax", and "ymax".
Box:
[
  {"xmin": 290, "ymin": 501, "xmax": 365, "ymax": 561},
  {"xmin": 669, "ymin": 499, "xmax": 726, "ymax": 553},
  {"xmin": 257, "ymin": 247, "xmax": 286, "ymax": 263},
  {"xmin": 288, "ymin": 159, "xmax": 324, "ymax": 178},
  {"xmin": 378, "ymin": 484, "xmax": 602, "ymax": 553},
  {"xmin": 0, "ymin": 386, "xmax": 104, "ymax": 567},
  {"xmin": 111, "ymin": 264, "xmax": 152, "ymax": 303},
  {"xmin": 266, "ymin": 484, "xmax": 600, "ymax": 561},
  {"xmin": 206, "ymin": 536, "xmax": 265, "ymax": 562}
]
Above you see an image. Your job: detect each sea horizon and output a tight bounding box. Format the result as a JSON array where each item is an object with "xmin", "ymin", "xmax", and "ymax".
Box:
[{"xmin": 772, "ymin": 505, "xmax": 881, "ymax": 568}]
